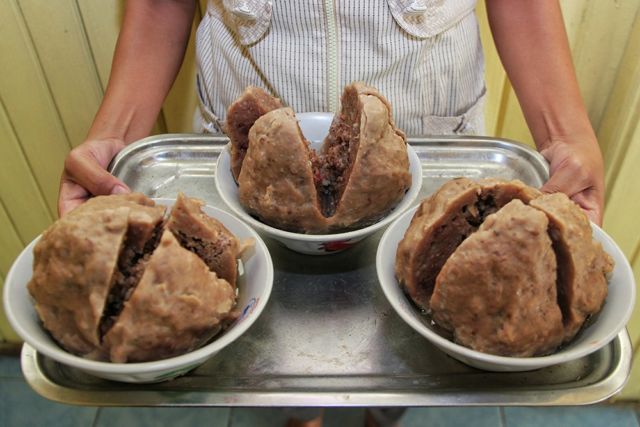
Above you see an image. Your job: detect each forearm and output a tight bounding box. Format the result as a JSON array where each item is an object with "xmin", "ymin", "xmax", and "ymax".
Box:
[
  {"xmin": 88, "ymin": 0, "xmax": 196, "ymax": 143},
  {"xmin": 485, "ymin": 0, "xmax": 595, "ymax": 150}
]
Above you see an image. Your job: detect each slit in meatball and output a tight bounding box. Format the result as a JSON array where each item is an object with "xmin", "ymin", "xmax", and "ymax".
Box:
[
  {"xmin": 99, "ymin": 221, "xmax": 164, "ymax": 340},
  {"xmin": 315, "ymin": 89, "xmax": 361, "ymax": 217}
]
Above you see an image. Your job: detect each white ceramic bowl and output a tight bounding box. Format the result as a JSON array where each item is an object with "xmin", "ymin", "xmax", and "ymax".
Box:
[
  {"xmin": 376, "ymin": 205, "xmax": 636, "ymax": 372},
  {"xmin": 216, "ymin": 112, "xmax": 422, "ymax": 255},
  {"xmin": 3, "ymin": 201, "xmax": 273, "ymax": 383}
]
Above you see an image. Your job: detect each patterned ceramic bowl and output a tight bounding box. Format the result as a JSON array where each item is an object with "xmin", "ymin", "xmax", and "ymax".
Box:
[
  {"xmin": 216, "ymin": 112, "xmax": 422, "ymax": 255},
  {"xmin": 4, "ymin": 202, "xmax": 273, "ymax": 383}
]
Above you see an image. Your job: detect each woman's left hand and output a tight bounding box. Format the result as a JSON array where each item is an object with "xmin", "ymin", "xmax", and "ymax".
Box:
[
  {"xmin": 485, "ymin": 1, "xmax": 606, "ymax": 226},
  {"xmin": 539, "ymin": 136, "xmax": 605, "ymax": 226}
]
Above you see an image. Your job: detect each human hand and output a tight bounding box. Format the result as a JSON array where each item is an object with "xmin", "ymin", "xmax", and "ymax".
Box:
[
  {"xmin": 58, "ymin": 138, "xmax": 130, "ymax": 217},
  {"xmin": 539, "ymin": 136, "xmax": 605, "ymax": 226}
]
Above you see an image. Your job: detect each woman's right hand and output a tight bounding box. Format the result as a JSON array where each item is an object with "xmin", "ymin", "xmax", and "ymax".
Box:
[
  {"xmin": 58, "ymin": 138, "xmax": 130, "ymax": 217},
  {"xmin": 55, "ymin": 1, "xmax": 197, "ymax": 217}
]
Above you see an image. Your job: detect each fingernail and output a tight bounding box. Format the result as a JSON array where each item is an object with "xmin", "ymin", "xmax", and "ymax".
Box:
[{"xmin": 112, "ymin": 185, "xmax": 129, "ymax": 195}]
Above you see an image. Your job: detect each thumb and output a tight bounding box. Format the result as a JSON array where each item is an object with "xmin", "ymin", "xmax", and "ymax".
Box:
[
  {"xmin": 59, "ymin": 167, "xmax": 130, "ymax": 217},
  {"xmin": 540, "ymin": 169, "xmax": 603, "ymax": 226},
  {"xmin": 59, "ymin": 139, "xmax": 130, "ymax": 216},
  {"xmin": 539, "ymin": 145, "xmax": 588, "ymax": 198},
  {"xmin": 539, "ymin": 168, "xmax": 581, "ymax": 197},
  {"xmin": 569, "ymin": 189, "xmax": 603, "ymax": 226},
  {"xmin": 58, "ymin": 180, "xmax": 129, "ymax": 216},
  {"xmin": 64, "ymin": 139, "xmax": 130, "ymax": 197}
]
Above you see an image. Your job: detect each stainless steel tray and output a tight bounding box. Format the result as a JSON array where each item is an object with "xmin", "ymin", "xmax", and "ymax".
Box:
[{"xmin": 22, "ymin": 134, "xmax": 632, "ymax": 407}]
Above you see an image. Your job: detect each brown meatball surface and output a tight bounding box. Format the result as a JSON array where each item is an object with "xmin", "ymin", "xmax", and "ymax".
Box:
[
  {"xmin": 230, "ymin": 82, "xmax": 411, "ymax": 234},
  {"xmin": 103, "ymin": 230, "xmax": 235, "ymax": 363},
  {"xmin": 530, "ymin": 193, "xmax": 613, "ymax": 341},
  {"xmin": 167, "ymin": 192, "xmax": 247, "ymax": 288},
  {"xmin": 27, "ymin": 194, "xmax": 165, "ymax": 357},
  {"xmin": 395, "ymin": 178, "xmax": 613, "ymax": 357},
  {"xmin": 395, "ymin": 178, "xmax": 481, "ymax": 310},
  {"xmin": 395, "ymin": 178, "xmax": 541, "ymax": 310},
  {"xmin": 28, "ymin": 193, "xmax": 244, "ymax": 362},
  {"xmin": 225, "ymin": 86, "xmax": 282, "ymax": 180},
  {"xmin": 238, "ymin": 107, "xmax": 329, "ymax": 233},
  {"xmin": 327, "ymin": 83, "xmax": 411, "ymax": 231},
  {"xmin": 431, "ymin": 200, "xmax": 564, "ymax": 357}
]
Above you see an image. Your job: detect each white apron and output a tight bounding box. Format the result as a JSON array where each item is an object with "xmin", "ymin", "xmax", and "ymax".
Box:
[{"xmin": 194, "ymin": 0, "xmax": 485, "ymax": 136}]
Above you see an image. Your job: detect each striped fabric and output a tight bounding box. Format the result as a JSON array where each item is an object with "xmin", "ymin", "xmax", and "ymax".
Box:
[{"xmin": 195, "ymin": 0, "xmax": 485, "ymax": 136}]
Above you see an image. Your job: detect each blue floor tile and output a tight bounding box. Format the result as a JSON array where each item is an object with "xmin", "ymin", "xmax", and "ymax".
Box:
[
  {"xmin": 229, "ymin": 407, "xmax": 291, "ymax": 426},
  {"xmin": 96, "ymin": 407, "xmax": 231, "ymax": 427},
  {"xmin": 324, "ymin": 408, "xmax": 366, "ymax": 427},
  {"xmin": 0, "ymin": 378, "xmax": 97, "ymax": 427},
  {"xmin": 401, "ymin": 407, "xmax": 502, "ymax": 427},
  {"xmin": 503, "ymin": 406, "xmax": 639, "ymax": 427},
  {"xmin": 0, "ymin": 355, "xmax": 21, "ymax": 378},
  {"xmin": 230, "ymin": 407, "xmax": 366, "ymax": 427}
]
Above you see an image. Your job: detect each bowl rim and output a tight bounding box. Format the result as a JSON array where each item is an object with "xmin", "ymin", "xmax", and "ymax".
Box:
[
  {"xmin": 376, "ymin": 205, "xmax": 636, "ymax": 369},
  {"xmin": 3, "ymin": 204, "xmax": 274, "ymax": 375},
  {"xmin": 215, "ymin": 142, "xmax": 423, "ymax": 242}
]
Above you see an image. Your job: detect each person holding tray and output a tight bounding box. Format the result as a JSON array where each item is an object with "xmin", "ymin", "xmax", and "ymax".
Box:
[{"xmin": 56, "ymin": 1, "xmax": 606, "ymax": 426}]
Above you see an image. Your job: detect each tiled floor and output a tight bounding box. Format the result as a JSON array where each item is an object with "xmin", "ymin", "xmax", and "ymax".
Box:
[{"xmin": 1, "ymin": 354, "xmax": 639, "ymax": 427}]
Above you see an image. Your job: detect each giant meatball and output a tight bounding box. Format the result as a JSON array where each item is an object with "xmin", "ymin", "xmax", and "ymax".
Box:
[
  {"xmin": 227, "ymin": 82, "xmax": 411, "ymax": 234},
  {"xmin": 395, "ymin": 178, "xmax": 613, "ymax": 357},
  {"xmin": 28, "ymin": 193, "xmax": 245, "ymax": 362}
]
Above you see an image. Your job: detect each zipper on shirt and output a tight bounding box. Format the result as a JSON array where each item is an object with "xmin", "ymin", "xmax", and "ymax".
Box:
[{"xmin": 324, "ymin": 0, "xmax": 339, "ymax": 113}]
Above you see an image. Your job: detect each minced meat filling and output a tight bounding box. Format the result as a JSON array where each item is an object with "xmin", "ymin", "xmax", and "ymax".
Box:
[
  {"xmin": 313, "ymin": 109, "xmax": 360, "ymax": 217},
  {"xmin": 316, "ymin": 138, "xmax": 350, "ymax": 215},
  {"xmin": 99, "ymin": 223, "xmax": 163, "ymax": 339},
  {"xmin": 231, "ymin": 104, "xmax": 264, "ymax": 165},
  {"xmin": 416, "ymin": 215, "xmax": 476, "ymax": 305},
  {"xmin": 419, "ymin": 195, "xmax": 500, "ymax": 304},
  {"xmin": 172, "ymin": 230, "xmax": 226, "ymax": 274},
  {"xmin": 463, "ymin": 195, "xmax": 498, "ymax": 227},
  {"xmin": 547, "ymin": 225, "xmax": 573, "ymax": 326},
  {"xmin": 476, "ymin": 195, "xmax": 499, "ymax": 222}
]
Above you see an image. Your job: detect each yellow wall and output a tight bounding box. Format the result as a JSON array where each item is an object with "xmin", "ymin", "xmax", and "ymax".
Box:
[{"xmin": 1, "ymin": 0, "xmax": 639, "ymax": 398}]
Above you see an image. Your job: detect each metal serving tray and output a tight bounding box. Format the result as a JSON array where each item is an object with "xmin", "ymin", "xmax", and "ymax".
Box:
[{"xmin": 22, "ymin": 135, "xmax": 632, "ymax": 407}]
